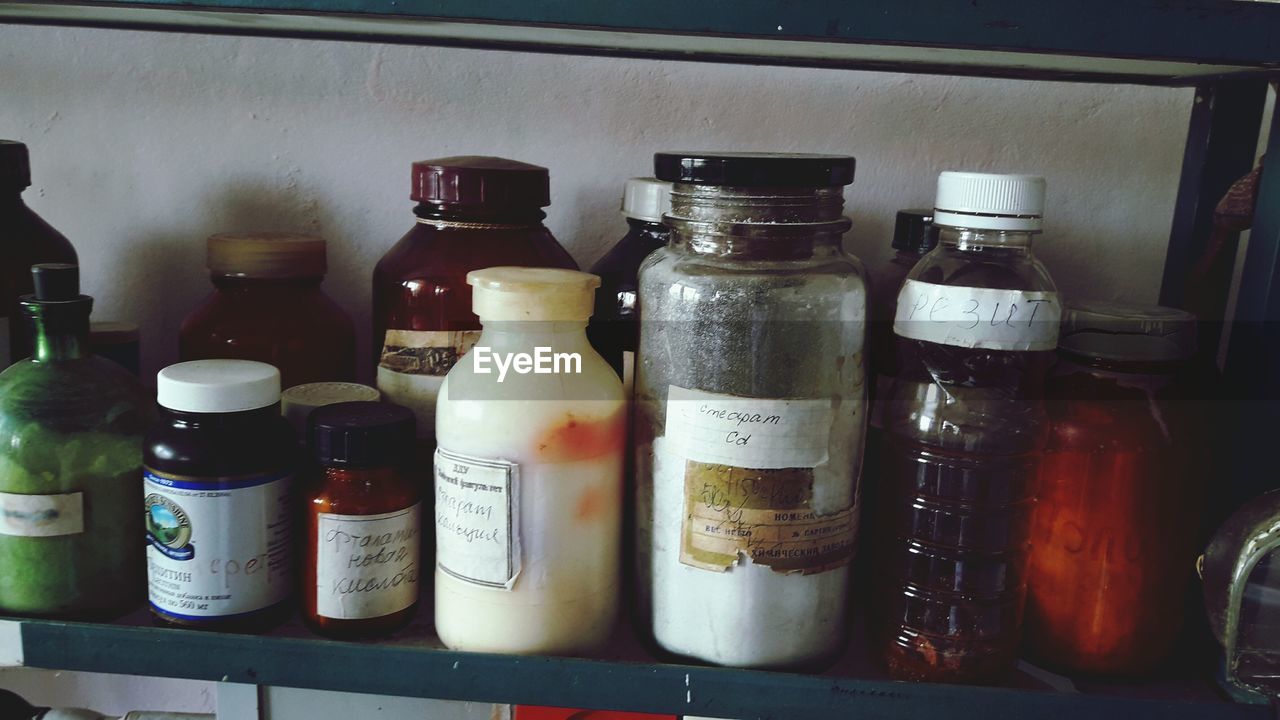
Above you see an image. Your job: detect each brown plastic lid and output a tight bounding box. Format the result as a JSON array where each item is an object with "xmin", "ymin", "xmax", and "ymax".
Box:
[
  {"xmin": 207, "ymin": 232, "xmax": 327, "ymax": 279},
  {"xmin": 411, "ymin": 156, "xmax": 550, "ymax": 208}
]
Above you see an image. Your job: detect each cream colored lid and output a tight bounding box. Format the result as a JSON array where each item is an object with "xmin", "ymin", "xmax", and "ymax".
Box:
[
  {"xmin": 207, "ymin": 232, "xmax": 327, "ymax": 278},
  {"xmin": 280, "ymin": 382, "xmax": 381, "ymax": 438},
  {"xmin": 467, "ymin": 266, "xmax": 600, "ymax": 321}
]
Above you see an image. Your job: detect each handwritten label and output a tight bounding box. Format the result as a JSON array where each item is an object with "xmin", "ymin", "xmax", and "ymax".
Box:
[
  {"xmin": 664, "ymin": 386, "xmax": 834, "ymax": 470},
  {"xmin": 893, "ymin": 278, "xmax": 1062, "ymax": 351},
  {"xmin": 316, "ymin": 505, "xmax": 420, "ymax": 620},
  {"xmin": 0, "ymin": 491, "xmax": 84, "ymax": 537},
  {"xmin": 680, "ymin": 462, "xmax": 856, "ymax": 574},
  {"xmin": 434, "ymin": 448, "xmax": 519, "ymax": 590}
]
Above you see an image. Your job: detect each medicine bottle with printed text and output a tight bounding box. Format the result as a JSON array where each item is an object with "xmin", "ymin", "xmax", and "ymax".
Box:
[
  {"xmin": 303, "ymin": 401, "xmax": 421, "ymax": 639},
  {"xmin": 874, "ymin": 171, "xmax": 1061, "ymax": 684},
  {"xmin": 635, "ymin": 152, "xmax": 868, "ymax": 669},
  {"xmin": 372, "ymin": 157, "xmax": 577, "ymax": 452},
  {"xmin": 433, "ymin": 266, "xmax": 624, "ymax": 655},
  {"xmin": 145, "ymin": 359, "xmax": 296, "ymax": 633}
]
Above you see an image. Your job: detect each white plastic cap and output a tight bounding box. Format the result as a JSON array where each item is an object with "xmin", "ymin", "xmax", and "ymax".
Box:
[
  {"xmin": 281, "ymin": 382, "xmax": 381, "ymax": 437},
  {"xmin": 621, "ymin": 177, "xmax": 672, "ymax": 223},
  {"xmin": 157, "ymin": 359, "xmax": 281, "ymax": 413},
  {"xmin": 468, "ymin": 266, "xmax": 600, "ymax": 321},
  {"xmin": 933, "ymin": 171, "xmax": 1046, "ymax": 232}
]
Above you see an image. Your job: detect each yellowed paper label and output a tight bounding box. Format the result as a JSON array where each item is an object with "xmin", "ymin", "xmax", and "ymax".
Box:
[
  {"xmin": 680, "ymin": 461, "xmax": 855, "ymax": 575},
  {"xmin": 378, "ymin": 329, "xmax": 481, "ymax": 377}
]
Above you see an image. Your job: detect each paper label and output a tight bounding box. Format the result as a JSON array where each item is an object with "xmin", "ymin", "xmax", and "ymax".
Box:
[
  {"xmin": 0, "ymin": 491, "xmax": 84, "ymax": 537},
  {"xmin": 893, "ymin": 278, "xmax": 1062, "ymax": 351},
  {"xmin": 664, "ymin": 385, "xmax": 834, "ymax": 469},
  {"xmin": 434, "ymin": 448, "xmax": 519, "ymax": 589},
  {"xmin": 680, "ymin": 462, "xmax": 856, "ymax": 574},
  {"xmin": 378, "ymin": 329, "xmax": 481, "ymax": 439},
  {"xmin": 316, "ymin": 505, "xmax": 421, "ymax": 620},
  {"xmin": 144, "ymin": 469, "xmax": 292, "ymax": 619}
]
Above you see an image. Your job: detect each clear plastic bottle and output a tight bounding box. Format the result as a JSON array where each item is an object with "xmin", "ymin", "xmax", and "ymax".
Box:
[
  {"xmin": 433, "ymin": 267, "xmax": 624, "ymax": 655},
  {"xmin": 636, "ymin": 152, "xmax": 867, "ymax": 669},
  {"xmin": 875, "ymin": 172, "xmax": 1061, "ymax": 683}
]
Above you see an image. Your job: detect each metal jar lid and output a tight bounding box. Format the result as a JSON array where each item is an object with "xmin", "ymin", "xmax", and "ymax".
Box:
[{"xmin": 1059, "ymin": 301, "xmax": 1197, "ymax": 363}]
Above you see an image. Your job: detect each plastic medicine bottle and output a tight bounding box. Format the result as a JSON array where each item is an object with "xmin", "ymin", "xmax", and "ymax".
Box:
[
  {"xmin": 144, "ymin": 359, "xmax": 296, "ymax": 632},
  {"xmin": 434, "ymin": 266, "xmax": 624, "ymax": 655}
]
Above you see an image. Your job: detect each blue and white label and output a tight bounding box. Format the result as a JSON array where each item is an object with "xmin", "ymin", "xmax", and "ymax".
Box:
[{"xmin": 144, "ymin": 469, "xmax": 292, "ymax": 620}]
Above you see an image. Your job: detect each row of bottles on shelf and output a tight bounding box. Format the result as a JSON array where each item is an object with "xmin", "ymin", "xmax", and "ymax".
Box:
[{"xmin": 0, "ymin": 143, "xmax": 1251, "ymax": 688}]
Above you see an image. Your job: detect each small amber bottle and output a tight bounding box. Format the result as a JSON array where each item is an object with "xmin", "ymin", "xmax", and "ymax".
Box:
[{"xmin": 304, "ymin": 401, "xmax": 421, "ymax": 638}]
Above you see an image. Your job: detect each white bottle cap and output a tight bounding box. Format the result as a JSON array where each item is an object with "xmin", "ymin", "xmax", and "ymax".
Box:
[
  {"xmin": 933, "ymin": 171, "xmax": 1046, "ymax": 232},
  {"xmin": 468, "ymin": 266, "xmax": 601, "ymax": 322},
  {"xmin": 280, "ymin": 382, "xmax": 381, "ymax": 437},
  {"xmin": 621, "ymin": 177, "xmax": 673, "ymax": 223},
  {"xmin": 157, "ymin": 359, "xmax": 281, "ymax": 413}
]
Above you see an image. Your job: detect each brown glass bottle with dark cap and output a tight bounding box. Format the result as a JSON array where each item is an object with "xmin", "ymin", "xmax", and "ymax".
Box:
[
  {"xmin": 0, "ymin": 141, "xmax": 78, "ymax": 366},
  {"xmin": 372, "ymin": 156, "xmax": 577, "ymax": 450}
]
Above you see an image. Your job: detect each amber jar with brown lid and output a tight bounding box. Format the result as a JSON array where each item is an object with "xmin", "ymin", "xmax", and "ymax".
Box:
[
  {"xmin": 372, "ymin": 156, "xmax": 576, "ymax": 448},
  {"xmin": 180, "ymin": 232, "xmax": 356, "ymax": 390}
]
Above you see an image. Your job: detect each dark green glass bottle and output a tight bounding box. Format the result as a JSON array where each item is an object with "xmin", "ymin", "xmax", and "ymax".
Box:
[{"xmin": 0, "ymin": 264, "xmax": 154, "ymax": 617}]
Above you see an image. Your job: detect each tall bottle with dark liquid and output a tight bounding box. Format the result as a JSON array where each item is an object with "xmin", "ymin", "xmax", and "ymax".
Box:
[
  {"xmin": 0, "ymin": 141, "xmax": 78, "ymax": 366},
  {"xmin": 875, "ymin": 172, "xmax": 1061, "ymax": 684}
]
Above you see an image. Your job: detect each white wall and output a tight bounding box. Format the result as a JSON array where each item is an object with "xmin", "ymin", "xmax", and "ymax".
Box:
[
  {"xmin": 2, "ymin": 24, "xmax": 1190, "ymax": 382},
  {"xmin": 0, "ymin": 22, "xmax": 1193, "ymax": 718}
]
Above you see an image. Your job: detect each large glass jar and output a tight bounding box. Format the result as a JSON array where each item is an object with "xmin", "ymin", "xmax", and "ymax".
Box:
[
  {"xmin": 875, "ymin": 172, "xmax": 1060, "ymax": 684},
  {"xmin": 373, "ymin": 156, "xmax": 577, "ymax": 450},
  {"xmin": 636, "ymin": 152, "xmax": 867, "ymax": 669},
  {"xmin": 179, "ymin": 232, "xmax": 355, "ymax": 389},
  {"xmin": 1026, "ymin": 302, "xmax": 1201, "ymax": 675},
  {"xmin": 0, "ymin": 264, "xmax": 153, "ymax": 618}
]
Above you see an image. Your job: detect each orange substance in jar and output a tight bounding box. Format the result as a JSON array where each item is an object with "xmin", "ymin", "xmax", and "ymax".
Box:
[{"xmin": 1026, "ymin": 366, "xmax": 1202, "ymax": 675}]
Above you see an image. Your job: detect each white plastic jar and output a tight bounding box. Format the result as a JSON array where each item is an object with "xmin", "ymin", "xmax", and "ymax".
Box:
[
  {"xmin": 636, "ymin": 152, "xmax": 868, "ymax": 668},
  {"xmin": 434, "ymin": 266, "xmax": 625, "ymax": 654}
]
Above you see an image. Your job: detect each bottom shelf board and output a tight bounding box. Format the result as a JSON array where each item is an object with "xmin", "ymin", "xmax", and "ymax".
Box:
[{"xmin": 0, "ymin": 608, "xmax": 1264, "ymax": 720}]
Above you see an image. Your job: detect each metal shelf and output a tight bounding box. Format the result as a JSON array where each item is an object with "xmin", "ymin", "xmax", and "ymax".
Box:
[
  {"xmin": 2, "ymin": 0, "xmax": 1280, "ymax": 85},
  {"xmin": 0, "ymin": 610, "xmax": 1266, "ymax": 719}
]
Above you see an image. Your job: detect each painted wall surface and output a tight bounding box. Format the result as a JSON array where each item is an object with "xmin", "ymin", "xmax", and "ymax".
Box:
[
  {"xmin": 1, "ymin": 22, "xmax": 1192, "ymax": 718},
  {"xmin": 2, "ymin": 25, "xmax": 1190, "ymax": 382}
]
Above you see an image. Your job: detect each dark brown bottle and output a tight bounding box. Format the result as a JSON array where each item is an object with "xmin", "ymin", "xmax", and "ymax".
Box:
[
  {"xmin": 372, "ymin": 156, "xmax": 577, "ymax": 448},
  {"xmin": 587, "ymin": 177, "xmax": 670, "ymax": 380},
  {"xmin": 0, "ymin": 141, "xmax": 78, "ymax": 366}
]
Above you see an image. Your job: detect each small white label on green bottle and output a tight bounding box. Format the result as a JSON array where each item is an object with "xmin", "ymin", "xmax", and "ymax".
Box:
[{"xmin": 0, "ymin": 491, "xmax": 84, "ymax": 537}]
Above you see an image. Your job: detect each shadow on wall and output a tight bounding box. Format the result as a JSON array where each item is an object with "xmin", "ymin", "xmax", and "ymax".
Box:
[{"xmin": 119, "ymin": 178, "xmax": 350, "ymax": 384}]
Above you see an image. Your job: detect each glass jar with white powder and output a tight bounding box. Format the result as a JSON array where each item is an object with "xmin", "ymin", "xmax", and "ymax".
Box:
[{"xmin": 635, "ymin": 152, "xmax": 868, "ymax": 668}]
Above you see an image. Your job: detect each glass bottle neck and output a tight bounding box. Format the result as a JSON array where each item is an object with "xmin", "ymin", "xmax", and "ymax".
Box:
[
  {"xmin": 940, "ymin": 226, "xmax": 1037, "ymax": 253},
  {"xmin": 0, "ymin": 191, "xmax": 25, "ymax": 211},
  {"xmin": 31, "ymin": 308, "xmax": 89, "ymax": 362}
]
